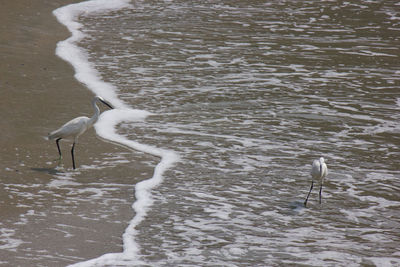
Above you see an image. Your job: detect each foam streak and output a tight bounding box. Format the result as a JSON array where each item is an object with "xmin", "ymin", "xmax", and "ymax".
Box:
[{"xmin": 53, "ymin": 1, "xmax": 179, "ymax": 266}]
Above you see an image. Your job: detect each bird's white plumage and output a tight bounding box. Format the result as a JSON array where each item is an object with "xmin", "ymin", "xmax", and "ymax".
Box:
[
  {"xmin": 48, "ymin": 96, "xmax": 111, "ymax": 141},
  {"xmin": 304, "ymin": 157, "xmax": 328, "ymax": 207},
  {"xmin": 47, "ymin": 96, "xmax": 113, "ymax": 169},
  {"xmin": 48, "ymin": 116, "xmax": 90, "ymax": 141},
  {"xmin": 311, "ymin": 157, "xmax": 328, "ymax": 184}
]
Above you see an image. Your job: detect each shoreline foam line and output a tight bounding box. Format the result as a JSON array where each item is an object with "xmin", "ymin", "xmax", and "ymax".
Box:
[
  {"xmin": 53, "ymin": 0, "xmax": 130, "ymax": 109},
  {"xmin": 53, "ymin": 1, "xmax": 179, "ymax": 266}
]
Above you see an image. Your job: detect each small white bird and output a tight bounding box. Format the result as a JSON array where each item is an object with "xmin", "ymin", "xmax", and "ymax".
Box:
[
  {"xmin": 47, "ymin": 96, "xmax": 113, "ymax": 169},
  {"xmin": 304, "ymin": 157, "xmax": 328, "ymax": 207}
]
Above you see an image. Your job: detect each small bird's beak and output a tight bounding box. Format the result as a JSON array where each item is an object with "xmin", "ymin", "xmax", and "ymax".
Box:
[{"xmin": 100, "ymin": 99, "xmax": 114, "ymax": 109}]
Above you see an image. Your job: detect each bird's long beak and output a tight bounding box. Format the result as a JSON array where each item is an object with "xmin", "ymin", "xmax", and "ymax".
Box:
[{"xmin": 100, "ymin": 99, "xmax": 114, "ymax": 109}]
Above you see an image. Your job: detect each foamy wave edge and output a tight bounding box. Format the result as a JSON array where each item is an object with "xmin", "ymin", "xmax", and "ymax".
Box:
[{"xmin": 53, "ymin": 1, "xmax": 179, "ymax": 266}]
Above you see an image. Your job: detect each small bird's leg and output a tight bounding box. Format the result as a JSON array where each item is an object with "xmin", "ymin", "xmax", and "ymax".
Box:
[
  {"xmin": 71, "ymin": 142, "xmax": 76, "ymax": 169},
  {"xmin": 56, "ymin": 138, "xmax": 62, "ymax": 161},
  {"xmin": 319, "ymin": 184, "xmax": 323, "ymax": 205},
  {"xmin": 304, "ymin": 180, "xmax": 314, "ymax": 207}
]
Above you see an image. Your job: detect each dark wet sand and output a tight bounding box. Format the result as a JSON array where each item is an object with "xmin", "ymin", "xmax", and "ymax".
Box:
[{"xmin": 0, "ymin": 1, "xmax": 155, "ymax": 265}]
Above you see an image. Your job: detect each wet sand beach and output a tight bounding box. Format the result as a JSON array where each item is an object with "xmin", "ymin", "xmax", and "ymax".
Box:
[{"xmin": 0, "ymin": 1, "xmax": 155, "ymax": 265}]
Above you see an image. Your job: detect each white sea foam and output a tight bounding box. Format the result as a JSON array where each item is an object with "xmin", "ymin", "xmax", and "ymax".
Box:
[
  {"xmin": 48, "ymin": 1, "xmax": 400, "ymax": 266},
  {"xmin": 53, "ymin": 1, "xmax": 179, "ymax": 266},
  {"xmin": 53, "ymin": 0, "xmax": 131, "ymax": 109},
  {"xmin": 0, "ymin": 228, "xmax": 24, "ymax": 250}
]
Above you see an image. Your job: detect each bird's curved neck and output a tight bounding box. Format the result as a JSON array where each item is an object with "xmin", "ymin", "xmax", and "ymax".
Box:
[{"xmin": 88, "ymin": 99, "xmax": 100, "ymax": 127}]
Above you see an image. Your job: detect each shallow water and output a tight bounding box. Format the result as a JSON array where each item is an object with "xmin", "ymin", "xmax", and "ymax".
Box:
[
  {"xmin": 3, "ymin": 0, "xmax": 400, "ymax": 266},
  {"xmin": 73, "ymin": 1, "xmax": 400, "ymax": 265}
]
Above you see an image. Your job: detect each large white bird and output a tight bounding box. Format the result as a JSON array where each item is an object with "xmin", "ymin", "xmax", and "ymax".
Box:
[
  {"xmin": 47, "ymin": 96, "xmax": 113, "ymax": 169},
  {"xmin": 304, "ymin": 157, "xmax": 328, "ymax": 207}
]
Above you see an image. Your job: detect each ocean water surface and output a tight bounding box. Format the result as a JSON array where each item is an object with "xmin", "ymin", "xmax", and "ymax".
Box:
[{"xmin": 3, "ymin": 0, "xmax": 400, "ymax": 266}]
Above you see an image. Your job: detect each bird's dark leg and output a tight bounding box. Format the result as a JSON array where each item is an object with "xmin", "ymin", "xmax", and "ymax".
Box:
[
  {"xmin": 319, "ymin": 184, "xmax": 323, "ymax": 205},
  {"xmin": 71, "ymin": 142, "xmax": 76, "ymax": 169},
  {"xmin": 304, "ymin": 180, "xmax": 314, "ymax": 207},
  {"xmin": 56, "ymin": 138, "xmax": 62, "ymax": 161}
]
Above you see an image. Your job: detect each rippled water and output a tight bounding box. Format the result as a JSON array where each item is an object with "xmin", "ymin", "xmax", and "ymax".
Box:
[
  {"xmin": 74, "ymin": 0, "xmax": 400, "ymax": 266},
  {"xmin": 3, "ymin": 0, "xmax": 399, "ymax": 266}
]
